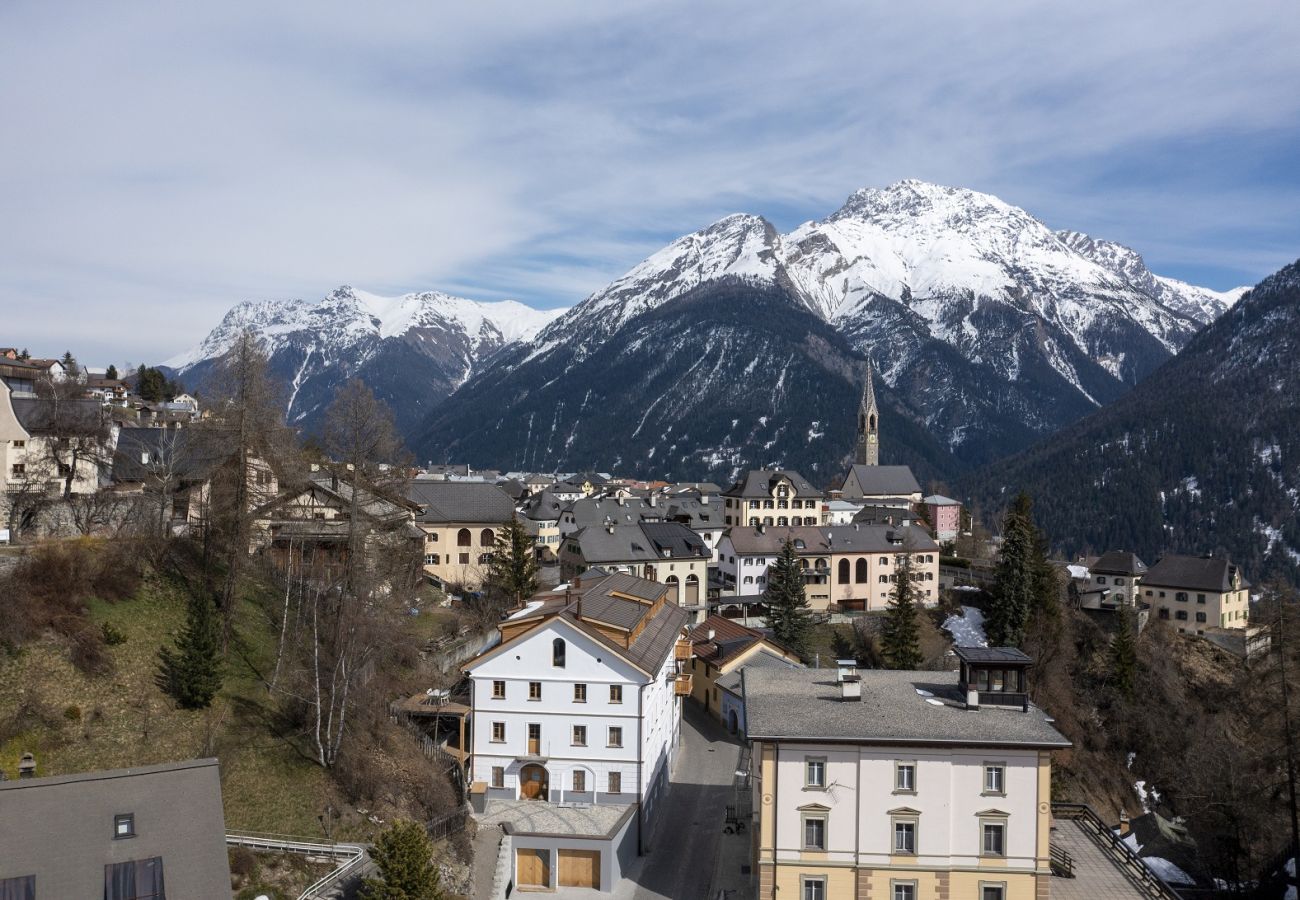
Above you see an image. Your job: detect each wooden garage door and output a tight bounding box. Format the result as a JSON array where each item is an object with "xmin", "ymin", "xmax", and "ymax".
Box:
[
  {"xmin": 558, "ymin": 849, "xmax": 600, "ymax": 889},
  {"xmin": 516, "ymin": 848, "xmax": 550, "ymax": 890}
]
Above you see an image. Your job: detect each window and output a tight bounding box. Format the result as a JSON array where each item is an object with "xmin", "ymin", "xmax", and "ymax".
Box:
[
  {"xmin": 1096, "ymin": 575, "xmax": 1107, "ymax": 584},
  {"xmin": 490, "ymin": 721, "xmax": 505, "ymax": 742},
  {"xmin": 802, "ymin": 814, "xmax": 826, "ymax": 850},
  {"xmin": 423, "ymin": 553, "xmax": 440, "ymax": 566},
  {"xmin": 458, "ymin": 552, "xmax": 469, "ymax": 565},
  {"xmin": 553, "ymin": 638, "xmax": 566, "ymax": 668},
  {"xmin": 984, "ymin": 764, "xmax": 1005, "ymax": 795},
  {"xmin": 478, "ymin": 553, "xmax": 492, "ymax": 564},
  {"xmin": 572, "ymin": 725, "xmax": 587, "ymax": 746},
  {"xmin": 1115, "ymin": 577, "xmax": 1126, "ymax": 585},
  {"xmin": 609, "ymin": 685, "xmax": 623, "ymax": 704},
  {"xmin": 893, "ymin": 820, "xmax": 916, "ymax": 854},
  {"xmin": 492, "ymin": 680, "xmax": 506, "ymax": 699},
  {"xmin": 892, "ymin": 882, "xmax": 917, "ymax": 900},
  {"xmin": 528, "ymin": 681, "xmax": 542, "ymax": 700},
  {"xmin": 855, "ymin": 558, "xmax": 868, "ymax": 583},
  {"xmin": 491, "ymin": 766, "xmax": 504, "ymax": 788},
  {"xmin": 10, "ymin": 463, "xmax": 24, "ymax": 475},
  {"xmin": 802, "ymin": 877, "xmax": 826, "ymax": 900},
  {"xmin": 805, "ymin": 758, "xmax": 826, "ymax": 788},
  {"xmin": 1175, "ymin": 610, "xmax": 1188, "ymax": 621},
  {"xmin": 982, "ymin": 821, "xmax": 1006, "ymax": 856},
  {"xmin": 0, "ymin": 876, "xmax": 34, "ymax": 899},
  {"xmin": 608, "ymin": 726, "xmax": 623, "ymax": 748},
  {"xmin": 1197, "ymin": 593, "xmax": 1207, "ymax": 604},
  {"xmin": 114, "ymin": 813, "xmax": 136, "ymax": 838},
  {"xmin": 574, "ymin": 683, "xmax": 587, "ymax": 702},
  {"xmin": 11, "ymin": 439, "xmax": 24, "ymax": 448},
  {"xmin": 1159, "ymin": 608, "xmax": 1170, "ymax": 619},
  {"xmin": 481, "ymin": 528, "xmax": 495, "ymax": 546},
  {"xmin": 895, "ymin": 762, "xmax": 916, "ymax": 793},
  {"xmin": 608, "ymin": 772, "xmax": 622, "ymax": 794},
  {"xmin": 104, "ymin": 857, "xmax": 165, "ymax": 900},
  {"xmin": 1176, "ymin": 591, "xmax": 1189, "ymax": 603},
  {"xmin": 573, "ymin": 770, "xmax": 587, "ymax": 792},
  {"xmin": 980, "ymin": 884, "xmax": 1006, "ymax": 900},
  {"xmin": 1196, "ymin": 612, "xmax": 1207, "ymax": 623}
]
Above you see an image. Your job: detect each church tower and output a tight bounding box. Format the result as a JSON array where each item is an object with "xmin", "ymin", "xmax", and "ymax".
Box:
[{"xmin": 854, "ymin": 364, "xmax": 880, "ymax": 466}]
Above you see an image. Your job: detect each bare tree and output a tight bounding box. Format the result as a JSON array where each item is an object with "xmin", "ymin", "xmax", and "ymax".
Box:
[{"xmin": 31, "ymin": 373, "xmax": 111, "ymax": 499}]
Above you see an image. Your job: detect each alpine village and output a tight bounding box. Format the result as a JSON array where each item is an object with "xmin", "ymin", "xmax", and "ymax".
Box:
[{"xmin": 5, "ymin": 8, "xmax": 1300, "ymax": 900}]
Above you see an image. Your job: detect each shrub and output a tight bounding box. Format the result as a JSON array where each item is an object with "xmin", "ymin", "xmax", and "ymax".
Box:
[
  {"xmin": 227, "ymin": 846, "xmax": 258, "ymax": 879},
  {"xmin": 63, "ymin": 705, "xmax": 82, "ymax": 722},
  {"xmin": 101, "ymin": 622, "xmax": 127, "ymax": 646}
]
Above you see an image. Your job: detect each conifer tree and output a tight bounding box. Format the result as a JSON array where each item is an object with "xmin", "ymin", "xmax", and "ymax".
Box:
[
  {"xmin": 764, "ymin": 539, "xmax": 812, "ymax": 656},
  {"xmin": 1110, "ymin": 603, "xmax": 1138, "ymax": 698},
  {"xmin": 105, "ymin": 363, "xmax": 119, "ymax": 381},
  {"xmin": 485, "ymin": 516, "xmax": 539, "ymax": 607},
  {"xmin": 988, "ymin": 492, "xmax": 1039, "ymax": 646},
  {"xmin": 881, "ymin": 546, "xmax": 923, "ymax": 669},
  {"xmin": 156, "ymin": 590, "xmax": 223, "ymax": 709},
  {"xmin": 361, "ymin": 820, "xmax": 443, "ymax": 900}
]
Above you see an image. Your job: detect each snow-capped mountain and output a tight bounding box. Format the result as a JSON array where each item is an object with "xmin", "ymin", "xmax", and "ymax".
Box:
[
  {"xmin": 168, "ymin": 286, "xmax": 565, "ymax": 435},
  {"xmin": 971, "ymin": 258, "xmax": 1300, "ymax": 582},
  {"xmin": 417, "ymin": 181, "xmax": 1242, "ymax": 476}
]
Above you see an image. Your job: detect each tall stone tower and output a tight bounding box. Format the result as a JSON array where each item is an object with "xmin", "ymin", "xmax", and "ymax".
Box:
[{"xmin": 854, "ymin": 364, "xmax": 880, "ymax": 466}]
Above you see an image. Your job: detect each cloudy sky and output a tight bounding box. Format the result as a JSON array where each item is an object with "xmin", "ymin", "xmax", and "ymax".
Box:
[{"xmin": 3, "ymin": 1, "xmax": 1298, "ymax": 365}]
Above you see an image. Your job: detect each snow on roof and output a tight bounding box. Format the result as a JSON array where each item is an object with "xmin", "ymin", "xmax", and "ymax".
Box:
[
  {"xmin": 507, "ymin": 600, "xmax": 546, "ymax": 620},
  {"xmin": 942, "ymin": 606, "xmax": 988, "ymax": 647},
  {"xmin": 1067, "ymin": 564, "xmax": 1090, "ymax": 579},
  {"xmin": 1142, "ymin": 856, "xmax": 1196, "ymax": 885}
]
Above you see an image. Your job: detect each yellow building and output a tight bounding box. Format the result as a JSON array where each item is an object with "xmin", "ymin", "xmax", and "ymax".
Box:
[
  {"xmin": 744, "ymin": 652, "xmax": 1070, "ymax": 900},
  {"xmin": 685, "ymin": 614, "xmax": 801, "ymax": 731},
  {"xmin": 405, "ymin": 481, "xmax": 517, "ymax": 589}
]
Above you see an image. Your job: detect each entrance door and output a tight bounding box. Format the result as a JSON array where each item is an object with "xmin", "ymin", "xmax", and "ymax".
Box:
[
  {"xmin": 527, "ymin": 723, "xmax": 541, "ymax": 755},
  {"xmin": 558, "ymin": 849, "xmax": 600, "ymax": 889},
  {"xmin": 520, "ymin": 764, "xmax": 548, "ymax": 800},
  {"xmin": 516, "ymin": 848, "xmax": 550, "ymax": 890}
]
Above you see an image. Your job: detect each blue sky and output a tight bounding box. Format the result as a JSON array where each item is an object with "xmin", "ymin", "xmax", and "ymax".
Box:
[{"xmin": 2, "ymin": 0, "xmax": 1298, "ymax": 365}]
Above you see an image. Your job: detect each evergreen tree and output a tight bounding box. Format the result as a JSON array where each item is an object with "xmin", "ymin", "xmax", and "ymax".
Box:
[
  {"xmin": 485, "ymin": 515, "xmax": 539, "ymax": 607},
  {"xmin": 987, "ymin": 492, "xmax": 1038, "ymax": 646},
  {"xmin": 136, "ymin": 366, "xmax": 167, "ymax": 401},
  {"xmin": 361, "ymin": 819, "xmax": 443, "ymax": 900},
  {"xmin": 764, "ymin": 539, "xmax": 812, "ymax": 656},
  {"xmin": 881, "ymin": 547, "xmax": 923, "ymax": 669},
  {"xmin": 105, "ymin": 363, "xmax": 119, "ymax": 381},
  {"xmin": 155, "ymin": 590, "xmax": 224, "ymax": 709},
  {"xmin": 1110, "ymin": 603, "xmax": 1138, "ymax": 698},
  {"xmin": 18, "ymin": 348, "xmax": 29, "ymax": 360},
  {"xmin": 61, "ymin": 350, "xmax": 78, "ymax": 377}
]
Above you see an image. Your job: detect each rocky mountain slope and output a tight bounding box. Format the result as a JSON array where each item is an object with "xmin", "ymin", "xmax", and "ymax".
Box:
[
  {"xmin": 166, "ymin": 286, "xmax": 565, "ymax": 435},
  {"xmin": 416, "ymin": 180, "xmax": 1244, "ymax": 475},
  {"xmin": 966, "ymin": 258, "xmax": 1300, "ymax": 581}
]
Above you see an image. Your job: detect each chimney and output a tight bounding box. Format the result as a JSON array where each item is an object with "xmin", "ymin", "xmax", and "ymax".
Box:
[
  {"xmin": 756, "ymin": 523, "xmax": 765, "ymax": 535},
  {"xmin": 701, "ymin": 495, "xmax": 709, "ymax": 505},
  {"xmin": 839, "ymin": 675, "xmax": 861, "ymax": 701},
  {"xmin": 574, "ymin": 574, "xmax": 583, "ymax": 589},
  {"xmin": 606, "ymin": 524, "xmax": 615, "ymax": 534},
  {"xmin": 836, "ymin": 659, "xmax": 858, "ymax": 683},
  {"xmin": 18, "ymin": 752, "xmax": 36, "ymax": 779},
  {"xmin": 707, "ymin": 629, "xmax": 716, "ymax": 641},
  {"xmin": 648, "ymin": 494, "xmax": 657, "ymax": 508},
  {"xmin": 331, "ymin": 472, "xmax": 339, "ymax": 491},
  {"xmin": 1118, "ymin": 809, "xmax": 1131, "ymax": 836},
  {"xmin": 966, "ymin": 685, "xmax": 980, "ymax": 710}
]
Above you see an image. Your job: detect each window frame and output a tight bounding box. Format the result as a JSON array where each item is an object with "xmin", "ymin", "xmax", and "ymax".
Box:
[
  {"xmin": 607, "ymin": 726, "xmax": 623, "ymax": 748},
  {"xmin": 892, "ymin": 817, "xmax": 918, "ymax": 855},
  {"xmin": 983, "ymin": 763, "xmax": 1006, "ymax": 796},
  {"xmin": 980, "ymin": 819, "xmax": 1007, "ymax": 857},
  {"xmin": 891, "ymin": 880, "xmax": 918, "ymax": 900},
  {"xmin": 608, "ymin": 771, "xmax": 622, "ymax": 794},
  {"xmin": 490, "ymin": 721, "xmax": 506, "ymax": 743},
  {"xmin": 491, "ymin": 766, "xmax": 505, "ymax": 788},
  {"xmin": 572, "ymin": 725, "xmax": 588, "ymax": 747},
  {"xmin": 113, "ymin": 812, "xmax": 136, "ymax": 839},
  {"xmin": 894, "ymin": 761, "xmax": 916, "ymax": 794},
  {"xmin": 609, "ymin": 684, "xmax": 623, "ymax": 704},
  {"xmin": 979, "ymin": 883, "xmax": 1007, "ymax": 900},
  {"xmin": 572, "ymin": 769, "xmax": 587, "ymax": 792},
  {"xmin": 801, "ymin": 875, "xmax": 827, "ymax": 900},
  {"xmin": 491, "ymin": 680, "xmax": 506, "ymax": 700},
  {"xmin": 528, "ymin": 681, "xmax": 542, "ymax": 701},
  {"xmin": 801, "ymin": 813, "xmax": 827, "ymax": 851},
  {"xmin": 573, "ymin": 683, "xmax": 587, "ymax": 702},
  {"xmin": 804, "ymin": 756, "xmax": 826, "ymax": 789}
]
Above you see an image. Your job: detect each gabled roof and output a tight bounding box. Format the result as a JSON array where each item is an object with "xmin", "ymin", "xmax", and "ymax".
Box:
[
  {"xmin": 723, "ymin": 469, "xmax": 822, "ymax": 499},
  {"xmin": 1091, "ymin": 550, "xmax": 1148, "ymax": 576},
  {"xmin": 1143, "ymin": 554, "xmax": 1248, "ymax": 592},
  {"xmin": 724, "ymin": 523, "xmax": 938, "ymax": 555},
  {"xmin": 520, "ymin": 489, "xmax": 566, "ymax": 521},
  {"xmin": 569, "ymin": 521, "xmax": 706, "ymax": 563},
  {"xmin": 111, "ymin": 427, "xmax": 232, "ymax": 483},
  {"xmin": 922, "ymin": 494, "xmax": 960, "ymax": 506},
  {"xmin": 405, "ymin": 480, "xmax": 516, "ymax": 524},
  {"xmin": 845, "ymin": 464, "xmax": 921, "ymax": 497},
  {"xmin": 687, "ymin": 615, "xmax": 790, "ymax": 667},
  {"xmin": 565, "ymin": 496, "xmax": 661, "ymax": 528},
  {"xmin": 639, "ymin": 521, "xmax": 708, "ymax": 559},
  {"xmin": 11, "ymin": 396, "xmax": 107, "ymax": 435}
]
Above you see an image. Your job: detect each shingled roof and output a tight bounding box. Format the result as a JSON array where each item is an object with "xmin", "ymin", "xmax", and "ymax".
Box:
[
  {"xmin": 1091, "ymin": 550, "xmax": 1148, "ymax": 576},
  {"xmin": 844, "ymin": 464, "xmax": 922, "ymax": 497},
  {"xmin": 405, "ymin": 481, "xmax": 515, "ymax": 524},
  {"xmin": 723, "ymin": 468, "xmax": 822, "ymax": 499},
  {"xmin": 1142, "ymin": 554, "xmax": 1248, "ymax": 593}
]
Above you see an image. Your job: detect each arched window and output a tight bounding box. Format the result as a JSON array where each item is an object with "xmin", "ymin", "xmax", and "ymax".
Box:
[
  {"xmin": 799, "ymin": 559, "xmax": 809, "ymax": 570},
  {"xmin": 481, "ymin": 528, "xmax": 496, "ymax": 546},
  {"xmin": 457, "ymin": 528, "xmax": 472, "ymax": 547},
  {"xmin": 553, "ymin": 638, "xmax": 566, "ymax": 668},
  {"xmin": 666, "ymin": 575, "xmax": 680, "ymax": 586},
  {"xmin": 855, "ymin": 558, "xmax": 869, "ymax": 583},
  {"xmin": 838, "ymin": 559, "xmax": 850, "ymax": 584}
]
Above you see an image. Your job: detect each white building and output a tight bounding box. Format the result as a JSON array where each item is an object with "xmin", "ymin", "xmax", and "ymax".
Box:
[
  {"xmin": 743, "ymin": 651, "xmax": 1070, "ymax": 900},
  {"xmin": 464, "ymin": 571, "xmax": 691, "ymax": 892}
]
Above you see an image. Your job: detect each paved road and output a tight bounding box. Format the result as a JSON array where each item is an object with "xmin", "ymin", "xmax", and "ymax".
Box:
[{"xmin": 550, "ymin": 704, "xmax": 745, "ymax": 900}]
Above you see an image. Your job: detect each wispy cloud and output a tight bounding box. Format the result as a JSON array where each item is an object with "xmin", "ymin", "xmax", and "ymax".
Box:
[{"xmin": 2, "ymin": 0, "xmax": 1297, "ymax": 363}]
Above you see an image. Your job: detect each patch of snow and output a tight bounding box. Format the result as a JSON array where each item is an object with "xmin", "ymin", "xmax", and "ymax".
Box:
[
  {"xmin": 914, "ymin": 688, "xmax": 934, "ymax": 697},
  {"xmin": 1067, "ymin": 564, "xmax": 1089, "ymax": 579},
  {"xmin": 925, "ymin": 698, "xmax": 944, "ymax": 706},
  {"xmin": 943, "ymin": 606, "xmax": 987, "ymax": 647},
  {"xmin": 507, "ymin": 600, "xmax": 545, "ymax": 620},
  {"xmin": 1142, "ymin": 857, "xmax": 1196, "ymax": 885}
]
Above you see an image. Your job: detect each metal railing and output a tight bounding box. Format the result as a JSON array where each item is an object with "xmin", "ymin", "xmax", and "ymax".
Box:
[
  {"xmin": 1050, "ymin": 842, "xmax": 1075, "ymax": 877},
  {"xmin": 225, "ymin": 832, "xmax": 368, "ymax": 900},
  {"xmin": 1051, "ymin": 803, "xmax": 1185, "ymax": 899}
]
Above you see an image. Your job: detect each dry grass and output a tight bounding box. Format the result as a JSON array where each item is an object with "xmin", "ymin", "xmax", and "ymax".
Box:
[{"xmin": 0, "ymin": 571, "xmax": 369, "ymax": 840}]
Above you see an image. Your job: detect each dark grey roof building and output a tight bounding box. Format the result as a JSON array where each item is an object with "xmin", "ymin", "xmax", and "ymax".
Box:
[
  {"xmin": 406, "ymin": 480, "xmax": 516, "ymax": 524},
  {"xmin": 1142, "ymin": 554, "xmax": 1249, "ymax": 593},
  {"xmin": 723, "ymin": 469, "xmax": 822, "ymax": 499},
  {"xmin": 1090, "ymin": 550, "xmax": 1148, "ymax": 576},
  {"xmin": 0, "ymin": 758, "xmax": 231, "ymax": 899},
  {"xmin": 838, "ymin": 464, "xmax": 922, "ymax": 500}
]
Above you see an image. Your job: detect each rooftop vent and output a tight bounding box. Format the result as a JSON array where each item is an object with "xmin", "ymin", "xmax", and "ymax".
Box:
[
  {"xmin": 836, "ymin": 659, "xmax": 858, "ymax": 683},
  {"xmin": 18, "ymin": 752, "xmax": 36, "ymax": 779},
  {"xmin": 839, "ymin": 675, "xmax": 861, "ymax": 701},
  {"xmin": 707, "ymin": 629, "xmax": 716, "ymax": 641}
]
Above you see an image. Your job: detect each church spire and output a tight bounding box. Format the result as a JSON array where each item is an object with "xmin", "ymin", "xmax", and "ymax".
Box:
[{"xmin": 855, "ymin": 363, "xmax": 880, "ymax": 466}]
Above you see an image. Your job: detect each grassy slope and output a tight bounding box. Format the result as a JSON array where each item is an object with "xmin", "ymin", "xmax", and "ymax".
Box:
[{"xmin": 0, "ymin": 572, "xmax": 353, "ymax": 839}]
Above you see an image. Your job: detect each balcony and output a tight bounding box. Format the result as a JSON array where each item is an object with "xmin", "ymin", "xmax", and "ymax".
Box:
[
  {"xmin": 674, "ymin": 639, "xmax": 693, "ymax": 662},
  {"xmin": 674, "ymin": 674, "xmax": 693, "ymax": 697}
]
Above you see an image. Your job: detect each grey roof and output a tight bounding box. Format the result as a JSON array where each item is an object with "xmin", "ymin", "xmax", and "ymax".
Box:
[
  {"xmin": 1142, "ymin": 554, "xmax": 1248, "ymax": 592},
  {"xmin": 565, "ymin": 496, "xmax": 661, "ymax": 528},
  {"xmin": 0, "ymin": 758, "xmax": 231, "ymax": 899},
  {"xmin": 717, "ymin": 650, "xmax": 801, "ymax": 695},
  {"xmin": 112, "ymin": 427, "xmax": 232, "ymax": 483},
  {"xmin": 922, "ymin": 494, "xmax": 961, "ymax": 506},
  {"xmin": 662, "ymin": 496, "xmax": 722, "ymax": 528},
  {"xmin": 725, "ymin": 523, "xmax": 937, "ymax": 555},
  {"xmin": 723, "ymin": 469, "xmax": 823, "ymax": 499},
  {"xmin": 953, "ymin": 646, "xmax": 1033, "ymax": 665},
  {"xmin": 844, "ymin": 464, "xmax": 922, "ymax": 497},
  {"xmin": 406, "ymin": 480, "xmax": 516, "ymax": 524},
  {"xmin": 743, "ymin": 668, "xmax": 1070, "ymax": 748},
  {"xmin": 570, "ymin": 521, "xmax": 707, "ymax": 563},
  {"xmin": 12, "ymin": 395, "xmax": 107, "ymax": 434},
  {"xmin": 1091, "ymin": 550, "xmax": 1148, "ymax": 576},
  {"xmin": 520, "ymin": 489, "xmax": 566, "ymax": 521}
]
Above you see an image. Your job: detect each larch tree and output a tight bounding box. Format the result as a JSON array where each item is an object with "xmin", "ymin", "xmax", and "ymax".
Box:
[
  {"xmin": 764, "ymin": 539, "xmax": 812, "ymax": 657},
  {"xmin": 485, "ymin": 516, "xmax": 539, "ymax": 609}
]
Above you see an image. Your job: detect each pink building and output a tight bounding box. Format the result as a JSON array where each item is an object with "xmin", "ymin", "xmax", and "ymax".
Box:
[{"xmin": 922, "ymin": 494, "xmax": 962, "ymax": 542}]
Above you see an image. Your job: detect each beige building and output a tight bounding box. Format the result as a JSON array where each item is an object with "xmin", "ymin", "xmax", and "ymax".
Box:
[
  {"xmin": 405, "ymin": 481, "xmax": 517, "ymax": 589},
  {"xmin": 744, "ymin": 653, "xmax": 1070, "ymax": 900},
  {"xmin": 1141, "ymin": 554, "xmax": 1250, "ymax": 632},
  {"xmin": 685, "ymin": 614, "xmax": 801, "ymax": 730},
  {"xmin": 722, "ymin": 469, "xmax": 825, "ymax": 528},
  {"xmin": 560, "ymin": 521, "xmax": 709, "ymax": 618}
]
